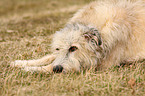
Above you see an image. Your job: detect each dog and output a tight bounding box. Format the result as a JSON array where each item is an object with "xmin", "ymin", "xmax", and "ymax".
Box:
[{"xmin": 11, "ymin": 0, "xmax": 145, "ymax": 73}]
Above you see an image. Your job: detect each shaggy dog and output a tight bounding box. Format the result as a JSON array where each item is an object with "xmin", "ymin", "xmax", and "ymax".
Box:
[{"xmin": 11, "ymin": 0, "xmax": 145, "ymax": 73}]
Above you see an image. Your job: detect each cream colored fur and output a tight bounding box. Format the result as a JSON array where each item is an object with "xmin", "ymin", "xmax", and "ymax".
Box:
[{"xmin": 11, "ymin": 0, "xmax": 145, "ymax": 73}]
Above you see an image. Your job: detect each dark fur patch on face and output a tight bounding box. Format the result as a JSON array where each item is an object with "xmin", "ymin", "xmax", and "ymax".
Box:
[{"xmin": 83, "ymin": 28, "xmax": 102, "ymax": 46}]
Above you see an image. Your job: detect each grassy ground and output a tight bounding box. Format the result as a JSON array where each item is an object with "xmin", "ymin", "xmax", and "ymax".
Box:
[{"xmin": 0, "ymin": 0, "xmax": 145, "ymax": 96}]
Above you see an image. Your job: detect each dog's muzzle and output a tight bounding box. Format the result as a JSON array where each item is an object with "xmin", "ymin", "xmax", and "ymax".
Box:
[{"xmin": 53, "ymin": 65, "xmax": 63, "ymax": 73}]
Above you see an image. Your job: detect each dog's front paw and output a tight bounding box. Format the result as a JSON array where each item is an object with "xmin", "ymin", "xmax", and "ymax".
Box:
[{"xmin": 10, "ymin": 60, "xmax": 28, "ymax": 68}]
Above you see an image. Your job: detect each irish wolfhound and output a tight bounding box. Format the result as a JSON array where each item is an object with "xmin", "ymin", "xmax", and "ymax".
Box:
[{"xmin": 11, "ymin": 0, "xmax": 145, "ymax": 73}]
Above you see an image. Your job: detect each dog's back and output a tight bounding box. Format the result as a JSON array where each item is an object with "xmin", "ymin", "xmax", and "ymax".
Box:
[{"xmin": 69, "ymin": 0, "xmax": 145, "ymax": 67}]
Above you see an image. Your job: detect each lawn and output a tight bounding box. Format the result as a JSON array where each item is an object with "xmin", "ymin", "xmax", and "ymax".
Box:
[{"xmin": 0, "ymin": 0, "xmax": 144, "ymax": 96}]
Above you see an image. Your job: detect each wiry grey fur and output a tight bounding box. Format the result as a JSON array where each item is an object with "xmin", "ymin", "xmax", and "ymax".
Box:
[{"xmin": 11, "ymin": 0, "xmax": 145, "ymax": 73}]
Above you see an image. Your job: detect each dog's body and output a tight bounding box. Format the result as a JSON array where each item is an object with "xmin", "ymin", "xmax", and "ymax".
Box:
[{"xmin": 11, "ymin": 0, "xmax": 145, "ymax": 73}]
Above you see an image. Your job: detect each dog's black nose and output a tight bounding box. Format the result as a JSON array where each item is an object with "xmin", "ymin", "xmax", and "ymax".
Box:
[{"xmin": 53, "ymin": 65, "xmax": 63, "ymax": 73}]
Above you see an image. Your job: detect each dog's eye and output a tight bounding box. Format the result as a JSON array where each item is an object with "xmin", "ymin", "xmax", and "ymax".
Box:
[
  {"xmin": 69, "ymin": 46, "xmax": 78, "ymax": 52},
  {"xmin": 56, "ymin": 48, "xmax": 60, "ymax": 51}
]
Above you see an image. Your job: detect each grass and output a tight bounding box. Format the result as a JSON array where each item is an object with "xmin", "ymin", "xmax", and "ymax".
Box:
[{"xmin": 0, "ymin": 0, "xmax": 145, "ymax": 96}]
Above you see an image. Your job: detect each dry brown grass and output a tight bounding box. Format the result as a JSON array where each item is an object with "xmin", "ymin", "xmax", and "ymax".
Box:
[{"xmin": 0, "ymin": 0, "xmax": 145, "ymax": 96}]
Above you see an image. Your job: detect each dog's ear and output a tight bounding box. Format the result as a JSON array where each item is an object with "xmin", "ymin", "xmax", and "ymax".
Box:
[{"xmin": 83, "ymin": 28, "xmax": 102, "ymax": 46}]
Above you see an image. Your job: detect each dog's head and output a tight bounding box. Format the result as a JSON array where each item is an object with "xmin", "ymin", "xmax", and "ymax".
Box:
[{"xmin": 50, "ymin": 23, "xmax": 103, "ymax": 73}]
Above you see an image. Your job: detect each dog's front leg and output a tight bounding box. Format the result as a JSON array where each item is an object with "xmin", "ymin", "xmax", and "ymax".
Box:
[
  {"xmin": 10, "ymin": 54, "xmax": 56, "ymax": 68},
  {"xmin": 23, "ymin": 64, "xmax": 53, "ymax": 72}
]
